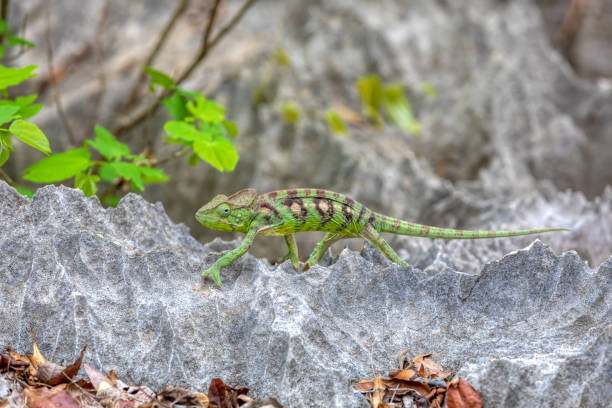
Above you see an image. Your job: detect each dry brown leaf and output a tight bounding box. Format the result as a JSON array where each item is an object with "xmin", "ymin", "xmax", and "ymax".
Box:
[
  {"xmin": 208, "ymin": 378, "xmax": 232, "ymax": 408},
  {"xmin": 371, "ymin": 376, "xmax": 384, "ymax": 408},
  {"xmin": 412, "ymin": 354, "xmax": 444, "ymax": 378},
  {"xmin": 446, "ymin": 378, "xmax": 482, "ymax": 408},
  {"xmin": 84, "ymin": 363, "xmax": 113, "ymax": 392},
  {"xmin": 0, "ymin": 399, "xmax": 9, "ymax": 408},
  {"xmin": 158, "ymin": 386, "xmax": 207, "ymax": 407},
  {"xmin": 29, "ymin": 335, "xmax": 47, "ymax": 369},
  {"xmin": 389, "ymin": 369, "xmax": 416, "ymax": 381},
  {"xmin": 24, "ymin": 385, "xmax": 80, "ymax": 408},
  {"xmin": 36, "ymin": 346, "xmax": 86, "ymax": 386}
]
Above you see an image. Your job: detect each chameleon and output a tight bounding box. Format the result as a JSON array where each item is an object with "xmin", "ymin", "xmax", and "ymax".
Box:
[{"xmin": 195, "ymin": 188, "xmax": 567, "ymax": 286}]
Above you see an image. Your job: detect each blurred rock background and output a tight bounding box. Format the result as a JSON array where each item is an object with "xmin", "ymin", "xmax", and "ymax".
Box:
[{"xmin": 4, "ymin": 0, "xmax": 612, "ymax": 263}]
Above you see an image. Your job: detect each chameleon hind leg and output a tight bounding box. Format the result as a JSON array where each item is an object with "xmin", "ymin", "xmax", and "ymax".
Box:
[
  {"xmin": 303, "ymin": 232, "xmax": 345, "ymax": 270},
  {"xmin": 278, "ymin": 234, "xmax": 300, "ymax": 270},
  {"xmin": 361, "ymin": 224, "xmax": 410, "ymax": 267}
]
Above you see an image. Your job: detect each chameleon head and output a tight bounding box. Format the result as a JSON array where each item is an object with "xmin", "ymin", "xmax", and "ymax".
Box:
[{"xmin": 195, "ymin": 189, "xmax": 257, "ymax": 233}]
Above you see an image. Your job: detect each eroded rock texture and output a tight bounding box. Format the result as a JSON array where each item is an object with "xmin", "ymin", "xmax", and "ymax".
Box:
[{"xmin": 0, "ymin": 182, "xmax": 610, "ymax": 407}]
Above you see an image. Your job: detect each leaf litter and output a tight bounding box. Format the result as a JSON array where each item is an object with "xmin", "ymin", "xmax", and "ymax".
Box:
[
  {"xmin": 0, "ymin": 335, "xmax": 282, "ymax": 408},
  {"xmin": 352, "ymin": 351, "xmax": 482, "ymax": 408}
]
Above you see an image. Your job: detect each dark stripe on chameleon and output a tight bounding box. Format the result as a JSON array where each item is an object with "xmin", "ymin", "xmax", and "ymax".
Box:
[
  {"xmin": 356, "ymin": 206, "xmax": 366, "ymax": 225},
  {"xmin": 258, "ymin": 202, "xmax": 280, "ymax": 218},
  {"xmin": 319, "ymin": 198, "xmax": 335, "ymax": 226},
  {"xmin": 338, "ymin": 202, "xmax": 353, "ymax": 231},
  {"xmin": 317, "ymin": 189, "xmax": 326, "ymax": 197},
  {"xmin": 303, "ymin": 188, "xmax": 311, "ymax": 196},
  {"xmin": 295, "ymin": 198, "xmax": 308, "ymax": 220},
  {"xmin": 345, "ymin": 196, "xmax": 354, "ymax": 206},
  {"xmin": 268, "ymin": 191, "xmax": 278, "ymax": 200},
  {"xmin": 367, "ymin": 214, "xmax": 376, "ymax": 225},
  {"xmin": 313, "ymin": 198, "xmax": 326, "ymax": 217},
  {"xmin": 287, "ymin": 189, "xmax": 298, "ymax": 197}
]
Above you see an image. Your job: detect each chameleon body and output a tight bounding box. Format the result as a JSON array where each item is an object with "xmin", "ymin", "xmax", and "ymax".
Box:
[{"xmin": 195, "ymin": 188, "xmax": 567, "ymax": 286}]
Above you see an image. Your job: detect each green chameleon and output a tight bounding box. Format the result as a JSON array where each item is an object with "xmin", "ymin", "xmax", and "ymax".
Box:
[{"xmin": 195, "ymin": 188, "xmax": 567, "ymax": 286}]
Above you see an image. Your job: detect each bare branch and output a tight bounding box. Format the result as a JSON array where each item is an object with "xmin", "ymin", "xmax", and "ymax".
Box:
[
  {"xmin": 45, "ymin": 5, "xmax": 77, "ymax": 146},
  {"xmin": 112, "ymin": 0, "xmax": 258, "ymax": 138},
  {"xmin": 0, "ymin": 167, "xmax": 16, "ymax": 187},
  {"xmin": 121, "ymin": 0, "xmax": 190, "ymax": 113},
  {"xmin": 87, "ymin": 0, "xmax": 109, "ymax": 133}
]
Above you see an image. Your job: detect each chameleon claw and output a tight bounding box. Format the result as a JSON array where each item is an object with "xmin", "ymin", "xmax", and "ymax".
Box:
[{"xmin": 202, "ymin": 267, "xmax": 223, "ymax": 288}]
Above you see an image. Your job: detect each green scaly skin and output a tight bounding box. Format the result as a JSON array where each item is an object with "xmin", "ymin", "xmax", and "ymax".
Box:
[{"xmin": 195, "ymin": 188, "xmax": 568, "ymax": 286}]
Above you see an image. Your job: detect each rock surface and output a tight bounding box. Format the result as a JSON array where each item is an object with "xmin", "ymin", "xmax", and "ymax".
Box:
[{"xmin": 1, "ymin": 181, "xmax": 610, "ymax": 407}]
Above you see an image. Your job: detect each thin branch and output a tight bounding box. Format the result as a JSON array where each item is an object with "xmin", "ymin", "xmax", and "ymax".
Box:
[
  {"xmin": 45, "ymin": 5, "xmax": 77, "ymax": 146},
  {"xmin": 87, "ymin": 0, "xmax": 109, "ymax": 134},
  {"xmin": 2, "ymin": 12, "xmax": 32, "ymax": 62},
  {"xmin": 112, "ymin": 0, "xmax": 258, "ymax": 138},
  {"xmin": 151, "ymin": 147, "xmax": 190, "ymax": 166},
  {"xmin": 558, "ymin": 0, "xmax": 586, "ymax": 52},
  {"xmin": 121, "ymin": 0, "xmax": 190, "ymax": 113},
  {"xmin": 0, "ymin": 167, "xmax": 16, "ymax": 187},
  {"xmin": 0, "ymin": 0, "xmax": 9, "ymax": 44}
]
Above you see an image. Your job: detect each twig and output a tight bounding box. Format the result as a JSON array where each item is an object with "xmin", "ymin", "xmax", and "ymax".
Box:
[
  {"xmin": 87, "ymin": 0, "xmax": 109, "ymax": 134},
  {"xmin": 0, "ymin": 0, "xmax": 9, "ymax": 44},
  {"xmin": 151, "ymin": 147, "xmax": 191, "ymax": 166},
  {"xmin": 2, "ymin": 12, "xmax": 32, "ymax": 62},
  {"xmin": 45, "ymin": 5, "xmax": 77, "ymax": 146},
  {"xmin": 112, "ymin": 0, "xmax": 258, "ymax": 138},
  {"xmin": 121, "ymin": 0, "xmax": 190, "ymax": 113},
  {"xmin": 558, "ymin": 0, "xmax": 586, "ymax": 52},
  {"xmin": 0, "ymin": 167, "xmax": 16, "ymax": 187}
]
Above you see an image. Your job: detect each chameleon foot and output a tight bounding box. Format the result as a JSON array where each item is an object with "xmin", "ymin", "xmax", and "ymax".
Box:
[{"xmin": 201, "ymin": 267, "xmax": 223, "ymax": 288}]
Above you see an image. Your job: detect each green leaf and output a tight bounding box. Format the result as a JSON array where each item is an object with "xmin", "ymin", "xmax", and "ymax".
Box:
[
  {"xmin": 9, "ymin": 119, "xmax": 51, "ymax": 155},
  {"xmin": 0, "ymin": 95, "xmax": 42, "ymax": 120},
  {"xmin": 164, "ymin": 121, "xmax": 201, "ymax": 141},
  {"xmin": 87, "ymin": 125, "xmax": 130, "ymax": 160},
  {"xmin": 0, "ymin": 20, "xmax": 9, "ymax": 34},
  {"xmin": 356, "ymin": 74, "xmax": 383, "ymax": 126},
  {"xmin": 7, "ymin": 35, "xmax": 35, "ymax": 49},
  {"xmin": 420, "ymin": 82, "xmax": 437, "ymax": 98},
  {"xmin": 108, "ymin": 162, "xmax": 144, "ymax": 191},
  {"xmin": 138, "ymin": 166, "xmax": 168, "ymax": 183},
  {"xmin": 0, "ymin": 45, "xmax": 4, "ymax": 59},
  {"xmin": 0, "ymin": 105, "xmax": 19, "ymax": 126},
  {"xmin": 325, "ymin": 110, "xmax": 348, "ymax": 135},
  {"xmin": 175, "ymin": 87, "xmax": 202, "ymax": 100},
  {"xmin": 15, "ymin": 185, "xmax": 34, "ymax": 198},
  {"xmin": 281, "ymin": 101, "xmax": 300, "ymax": 124},
  {"xmin": 192, "ymin": 137, "xmax": 239, "ymax": 172},
  {"xmin": 163, "ymin": 135, "xmax": 191, "ymax": 146},
  {"xmin": 382, "ymin": 85, "xmax": 422, "ymax": 135},
  {"xmin": 104, "ymin": 196, "xmax": 121, "ymax": 207},
  {"xmin": 23, "ymin": 148, "xmax": 91, "ymax": 182},
  {"xmin": 0, "ymin": 145, "xmax": 9, "ymax": 166},
  {"xmin": 144, "ymin": 66, "xmax": 175, "ymax": 90},
  {"xmin": 222, "ymin": 120, "xmax": 238, "ymax": 138},
  {"xmin": 186, "ymin": 96, "xmax": 225, "ymax": 123},
  {"xmin": 188, "ymin": 153, "xmax": 198, "ymax": 166},
  {"xmin": 0, "ymin": 65, "xmax": 37, "ymax": 89},
  {"xmin": 74, "ymin": 172, "xmax": 99, "ymax": 197},
  {"xmin": 98, "ymin": 162, "xmax": 119, "ymax": 182},
  {"xmin": 163, "ymin": 93, "xmax": 188, "ymax": 121}
]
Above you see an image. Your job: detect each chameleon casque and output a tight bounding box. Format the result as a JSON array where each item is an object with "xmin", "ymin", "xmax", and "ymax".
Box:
[{"xmin": 195, "ymin": 188, "xmax": 567, "ymax": 286}]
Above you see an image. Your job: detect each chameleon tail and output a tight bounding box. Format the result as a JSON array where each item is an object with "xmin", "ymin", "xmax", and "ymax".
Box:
[{"xmin": 375, "ymin": 213, "xmax": 568, "ymax": 239}]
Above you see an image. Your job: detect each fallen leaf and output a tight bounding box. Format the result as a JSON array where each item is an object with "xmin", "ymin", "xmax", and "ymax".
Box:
[
  {"xmin": 24, "ymin": 385, "xmax": 80, "ymax": 408},
  {"xmin": 412, "ymin": 354, "xmax": 444, "ymax": 378},
  {"xmin": 446, "ymin": 378, "xmax": 482, "ymax": 408},
  {"xmin": 29, "ymin": 335, "xmax": 47, "ymax": 369},
  {"xmin": 389, "ymin": 369, "xmax": 416, "ymax": 381},
  {"xmin": 36, "ymin": 346, "xmax": 86, "ymax": 386},
  {"xmin": 208, "ymin": 378, "xmax": 232, "ymax": 408},
  {"xmin": 158, "ymin": 386, "xmax": 207, "ymax": 407},
  {"xmin": 84, "ymin": 363, "xmax": 113, "ymax": 392},
  {"xmin": 371, "ymin": 376, "xmax": 384, "ymax": 408}
]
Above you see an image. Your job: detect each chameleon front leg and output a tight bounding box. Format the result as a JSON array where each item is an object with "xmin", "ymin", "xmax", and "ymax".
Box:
[
  {"xmin": 202, "ymin": 227, "xmax": 258, "ymax": 287},
  {"xmin": 278, "ymin": 234, "xmax": 300, "ymax": 270},
  {"xmin": 361, "ymin": 224, "xmax": 410, "ymax": 267},
  {"xmin": 303, "ymin": 232, "xmax": 345, "ymax": 270}
]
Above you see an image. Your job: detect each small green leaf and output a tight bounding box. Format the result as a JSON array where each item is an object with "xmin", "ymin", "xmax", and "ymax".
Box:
[
  {"xmin": 108, "ymin": 162, "xmax": 144, "ymax": 191},
  {"xmin": 9, "ymin": 119, "xmax": 51, "ymax": 155},
  {"xmin": 163, "ymin": 135, "xmax": 191, "ymax": 146},
  {"xmin": 188, "ymin": 153, "xmax": 198, "ymax": 166},
  {"xmin": 0, "ymin": 105, "xmax": 19, "ymax": 126},
  {"xmin": 175, "ymin": 87, "xmax": 202, "ymax": 100},
  {"xmin": 325, "ymin": 110, "xmax": 348, "ymax": 135},
  {"xmin": 0, "ymin": 65, "xmax": 37, "ymax": 89},
  {"xmin": 74, "ymin": 172, "xmax": 99, "ymax": 197},
  {"xmin": 222, "ymin": 120, "xmax": 238, "ymax": 138},
  {"xmin": 382, "ymin": 85, "xmax": 422, "ymax": 135},
  {"xmin": 87, "ymin": 125, "xmax": 130, "ymax": 160},
  {"xmin": 420, "ymin": 82, "xmax": 437, "ymax": 98},
  {"xmin": 104, "ymin": 196, "xmax": 121, "ymax": 207},
  {"xmin": 356, "ymin": 74, "xmax": 383, "ymax": 126},
  {"xmin": 23, "ymin": 148, "xmax": 91, "ymax": 182},
  {"xmin": 281, "ymin": 101, "xmax": 300, "ymax": 124},
  {"xmin": 98, "ymin": 162, "xmax": 120, "ymax": 182},
  {"xmin": 0, "ymin": 45, "xmax": 4, "ymax": 59},
  {"xmin": 7, "ymin": 35, "xmax": 35, "ymax": 49},
  {"xmin": 164, "ymin": 121, "xmax": 200, "ymax": 141},
  {"xmin": 0, "ymin": 145, "xmax": 9, "ymax": 166},
  {"xmin": 186, "ymin": 96, "xmax": 225, "ymax": 123},
  {"xmin": 274, "ymin": 47, "xmax": 291, "ymax": 67},
  {"xmin": 0, "ymin": 94, "xmax": 41, "ymax": 119},
  {"xmin": 15, "ymin": 185, "xmax": 34, "ymax": 198},
  {"xmin": 0, "ymin": 20, "xmax": 9, "ymax": 34},
  {"xmin": 144, "ymin": 66, "xmax": 175, "ymax": 90},
  {"xmin": 138, "ymin": 166, "xmax": 168, "ymax": 183},
  {"xmin": 163, "ymin": 93, "xmax": 188, "ymax": 121},
  {"xmin": 192, "ymin": 138, "xmax": 239, "ymax": 172}
]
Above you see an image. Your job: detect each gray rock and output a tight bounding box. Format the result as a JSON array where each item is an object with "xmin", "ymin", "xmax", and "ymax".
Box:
[{"xmin": 1, "ymin": 181, "xmax": 610, "ymax": 407}]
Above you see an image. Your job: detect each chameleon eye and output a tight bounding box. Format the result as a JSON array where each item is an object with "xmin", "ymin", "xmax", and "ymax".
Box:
[{"xmin": 217, "ymin": 204, "xmax": 231, "ymax": 218}]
